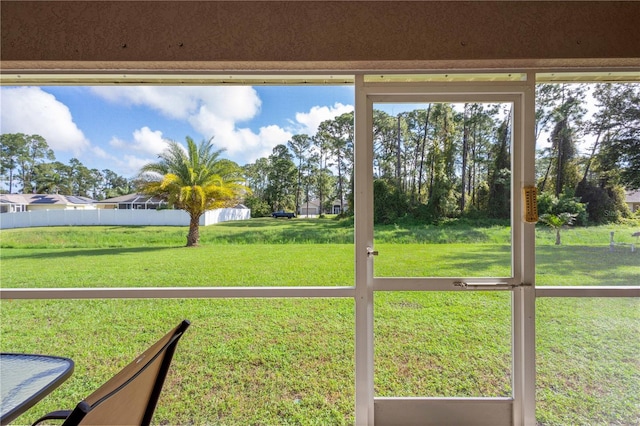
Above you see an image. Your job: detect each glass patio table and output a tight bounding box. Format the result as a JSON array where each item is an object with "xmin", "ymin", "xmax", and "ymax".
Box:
[{"xmin": 0, "ymin": 353, "xmax": 74, "ymax": 425}]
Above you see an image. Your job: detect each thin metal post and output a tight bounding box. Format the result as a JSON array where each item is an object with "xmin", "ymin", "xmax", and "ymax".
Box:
[
  {"xmin": 354, "ymin": 74, "xmax": 375, "ymax": 426},
  {"xmin": 512, "ymin": 72, "xmax": 537, "ymax": 426}
]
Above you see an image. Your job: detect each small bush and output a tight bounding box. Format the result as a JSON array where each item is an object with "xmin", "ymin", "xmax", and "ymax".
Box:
[
  {"xmin": 538, "ymin": 192, "xmax": 588, "ymax": 225},
  {"xmin": 575, "ymin": 180, "xmax": 630, "ymax": 223},
  {"xmin": 244, "ymin": 195, "xmax": 272, "ymax": 218},
  {"xmin": 373, "ymin": 179, "xmax": 409, "ymax": 225}
]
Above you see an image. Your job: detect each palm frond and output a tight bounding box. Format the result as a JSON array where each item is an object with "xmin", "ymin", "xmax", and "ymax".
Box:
[{"xmin": 135, "ymin": 136, "xmax": 248, "ymax": 217}]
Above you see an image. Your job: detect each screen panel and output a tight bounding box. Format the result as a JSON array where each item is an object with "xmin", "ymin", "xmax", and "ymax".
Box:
[
  {"xmin": 0, "ymin": 85, "xmax": 356, "ymax": 288},
  {"xmin": 536, "ymin": 297, "xmax": 640, "ymax": 425},
  {"xmin": 371, "ymin": 102, "xmax": 514, "ymax": 279},
  {"xmin": 533, "ymin": 82, "xmax": 640, "ymax": 287},
  {"xmin": 0, "ymin": 298, "xmax": 355, "ymax": 425},
  {"xmin": 373, "ymin": 291, "xmax": 512, "ymax": 398}
]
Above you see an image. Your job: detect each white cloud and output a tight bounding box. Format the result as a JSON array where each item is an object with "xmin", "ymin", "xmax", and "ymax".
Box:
[
  {"xmin": 90, "ymin": 86, "xmax": 278, "ymax": 164},
  {"xmin": 108, "ymin": 136, "xmax": 128, "ymax": 150},
  {"xmin": 295, "ymin": 102, "xmax": 354, "ymax": 135},
  {"xmin": 86, "ymin": 87, "xmax": 355, "ymax": 170},
  {"xmin": 0, "ymin": 86, "xmax": 90, "ymax": 155},
  {"xmin": 187, "ymin": 105, "xmax": 293, "ymax": 164},
  {"xmin": 104, "ymin": 127, "xmax": 172, "ymax": 176},
  {"xmin": 132, "ymin": 127, "xmax": 163, "ymax": 153},
  {"xmin": 254, "ymin": 125, "xmax": 294, "ymax": 160},
  {"xmin": 121, "ymin": 155, "xmax": 155, "ymax": 177},
  {"xmin": 90, "ymin": 86, "xmax": 260, "ymax": 122},
  {"xmin": 92, "ymin": 145, "xmax": 110, "ymax": 159},
  {"xmin": 97, "ymin": 153, "xmax": 158, "ymax": 178}
]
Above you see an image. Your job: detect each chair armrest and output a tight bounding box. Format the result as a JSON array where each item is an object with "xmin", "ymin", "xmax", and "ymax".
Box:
[{"xmin": 31, "ymin": 410, "xmax": 72, "ymax": 425}]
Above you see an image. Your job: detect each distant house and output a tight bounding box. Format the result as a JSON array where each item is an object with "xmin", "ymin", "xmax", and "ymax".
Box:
[
  {"xmin": 95, "ymin": 193, "xmax": 169, "ymax": 210},
  {"xmin": 0, "ymin": 194, "xmax": 96, "ymax": 213},
  {"xmin": 626, "ymin": 190, "xmax": 640, "ymax": 213},
  {"xmin": 298, "ymin": 199, "xmax": 348, "ymax": 216},
  {"xmin": 299, "ymin": 199, "xmax": 321, "ymax": 216},
  {"xmin": 331, "ymin": 199, "xmax": 348, "ymax": 215}
]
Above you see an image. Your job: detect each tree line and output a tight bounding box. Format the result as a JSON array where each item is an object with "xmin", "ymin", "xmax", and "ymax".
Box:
[
  {"xmin": 2, "ymin": 83, "xmax": 637, "ymax": 225},
  {"xmin": 242, "ymin": 112, "xmax": 353, "ymax": 218},
  {"xmin": 243, "ymin": 83, "xmax": 638, "ymax": 224},
  {"xmin": 536, "ymin": 83, "xmax": 639, "ymax": 224},
  {"xmin": 0, "ymin": 133, "xmax": 132, "ymax": 199},
  {"xmin": 243, "ymin": 103, "xmax": 513, "ymax": 223}
]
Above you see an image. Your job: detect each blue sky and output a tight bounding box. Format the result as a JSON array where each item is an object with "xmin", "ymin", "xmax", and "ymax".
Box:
[
  {"xmin": 1, "ymin": 83, "xmax": 603, "ymax": 184},
  {"xmin": 0, "ymin": 85, "xmax": 354, "ymax": 178}
]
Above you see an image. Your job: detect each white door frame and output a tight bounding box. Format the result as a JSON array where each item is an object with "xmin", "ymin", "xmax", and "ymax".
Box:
[{"xmin": 353, "ymin": 73, "xmax": 537, "ymax": 426}]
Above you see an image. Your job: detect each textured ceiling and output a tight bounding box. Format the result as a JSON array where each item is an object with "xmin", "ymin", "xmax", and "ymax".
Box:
[{"xmin": 2, "ymin": 1, "xmax": 639, "ymax": 73}]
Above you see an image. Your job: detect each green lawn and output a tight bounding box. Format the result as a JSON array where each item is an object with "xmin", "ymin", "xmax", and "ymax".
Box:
[{"xmin": 1, "ymin": 218, "xmax": 638, "ymax": 425}]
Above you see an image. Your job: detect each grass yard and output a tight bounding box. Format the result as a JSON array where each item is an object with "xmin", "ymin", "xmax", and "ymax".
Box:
[{"xmin": 1, "ymin": 218, "xmax": 638, "ymax": 425}]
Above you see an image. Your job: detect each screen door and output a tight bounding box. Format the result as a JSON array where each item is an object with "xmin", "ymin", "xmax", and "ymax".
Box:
[{"xmin": 353, "ymin": 76, "xmax": 536, "ymax": 425}]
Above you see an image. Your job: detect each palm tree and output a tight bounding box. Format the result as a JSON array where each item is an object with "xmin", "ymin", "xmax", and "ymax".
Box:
[
  {"xmin": 137, "ymin": 137, "xmax": 249, "ymax": 247},
  {"xmin": 539, "ymin": 212, "xmax": 577, "ymax": 245}
]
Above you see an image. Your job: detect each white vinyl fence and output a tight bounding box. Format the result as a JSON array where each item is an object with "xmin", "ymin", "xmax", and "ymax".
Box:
[{"xmin": 0, "ymin": 208, "xmax": 250, "ymax": 229}]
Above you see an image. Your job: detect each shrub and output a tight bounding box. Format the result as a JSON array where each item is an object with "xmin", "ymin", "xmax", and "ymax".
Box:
[
  {"xmin": 537, "ymin": 192, "xmax": 588, "ymax": 226},
  {"xmin": 243, "ymin": 195, "xmax": 272, "ymax": 218},
  {"xmin": 575, "ymin": 180, "xmax": 630, "ymax": 223},
  {"xmin": 373, "ymin": 179, "xmax": 409, "ymax": 224}
]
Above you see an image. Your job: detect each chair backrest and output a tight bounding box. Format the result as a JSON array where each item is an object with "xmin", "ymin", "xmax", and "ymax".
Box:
[{"xmin": 62, "ymin": 320, "xmax": 190, "ymax": 426}]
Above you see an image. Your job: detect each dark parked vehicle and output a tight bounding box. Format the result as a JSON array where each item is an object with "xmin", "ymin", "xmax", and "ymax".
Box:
[{"xmin": 271, "ymin": 210, "xmax": 296, "ymax": 219}]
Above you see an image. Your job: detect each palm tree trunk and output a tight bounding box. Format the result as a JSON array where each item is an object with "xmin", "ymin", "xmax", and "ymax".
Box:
[{"xmin": 187, "ymin": 214, "xmax": 200, "ymax": 247}]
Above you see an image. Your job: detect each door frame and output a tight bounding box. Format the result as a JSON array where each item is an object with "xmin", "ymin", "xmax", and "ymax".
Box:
[{"xmin": 353, "ymin": 73, "xmax": 537, "ymax": 426}]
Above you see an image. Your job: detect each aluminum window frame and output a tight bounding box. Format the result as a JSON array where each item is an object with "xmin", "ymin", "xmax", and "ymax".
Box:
[{"xmin": 1, "ymin": 70, "xmax": 638, "ymax": 426}]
